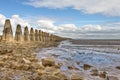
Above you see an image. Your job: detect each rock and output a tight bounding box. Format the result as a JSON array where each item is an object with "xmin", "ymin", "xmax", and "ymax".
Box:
[
  {"xmin": 76, "ymin": 62, "xmax": 80, "ymax": 65},
  {"xmin": 11, "ymin": 62, "xmax": 30, "ymax": 70},
  {"xmin": 55, "ymin": 63, "xmax": 62, "ymax": 68},
  {"xmin": 41, "ymin": 58, "xmax": 55, "ymax": 67},
  {"xmin": 22, "ymin": 64, "xmax": 30, "ymax": 70},
  {"xmin": 99, "ymin": 71, "xmax": 107, "ymax": 78},
  {"xmin": 7, "ymin": 50, "xmax": 13, "ymax": 53},
  {"xmin": 40, "ymin": 75, "xmax": 61, "ymax": 80},
  {"xmin": 11, "ymin": 62, "xmax": 21, "ymax": 70},
  {"xmin": 91, "ymin": 69, "xmax": 99, "ymax": 76},
  {"xmin": 29, "ymin": 58, "xmax": 38, "ymax": 62},
  {"xmin": 54, "ymin": 71, "xmax": 67, "ymax": 80},
  {"xmin": 83, "ymin": 64, "xmax": 92, "ymax": 70},
  {"xmin": 0, "ymin": 61, "xmax": 4, "ymax": 67},
  {"xmin": 33, "ymin": 73, "xmax": 41, "ymax": 80},
  {"xmin": 0, "ymin": 50, "xmax": 8, "ymax": 54},
  {"xmin": 23, "ymin": 58, "xmax": 31, "ymax": 64},
  {"xmin": 68, "ymin": 66, "xmax": 79, "ymax": 70},
  {"xmin": 116, "ymin": 66, "xmax": 120, "ymax": 70},
  {"xmin": 31, "ymin": 63, "xmax": 43, "ymax": 69},
  {"xmin": 71, "ymin": 74, "xmax": 84, "ymax": 80}
]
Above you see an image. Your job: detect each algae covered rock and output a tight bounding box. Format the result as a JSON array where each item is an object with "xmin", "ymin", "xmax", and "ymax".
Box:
[
  {"xmin": 99, "ymin": 71, "xmax": 107, "ymax": 78},
  {"xmin": 41, "ymin": 58, "xmax": 55, "ymax": 67},
  {"xmin": 91, "ymin": 69, "xmax": 99, "ymax": 76},
  {"xmin": 83, "ymin": 64, "xmax": 92, "ymax": 70}
]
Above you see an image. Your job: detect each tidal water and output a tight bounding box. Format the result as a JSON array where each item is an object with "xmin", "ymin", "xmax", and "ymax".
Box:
[{"xmin": 37, "ymin": 40, "xmax": 120, "ymax": 80}]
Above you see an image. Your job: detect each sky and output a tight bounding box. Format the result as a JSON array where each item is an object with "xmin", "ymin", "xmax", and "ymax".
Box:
[{"xmin": 0, "ymin": 0, "xmax": 120, "ymax": 39}]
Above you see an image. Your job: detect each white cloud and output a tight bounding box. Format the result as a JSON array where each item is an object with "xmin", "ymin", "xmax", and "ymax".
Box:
[
  {"xmin": 25, "ymin": 0, "xmax": 120, "ymax": 16},
  {"xmin": 0, "ymin": 14, "xmax": 6, "ymax": 26},
  {"xmin": 0, "ymin": 14, "xmax": 30, "ymax": 35},
  {"xmin": 81, "ymin": 25, "xmax": 102, "ymax": 31},
  {"xmin": 11, "ymin": 15, "xmax": 30, "ymax": 27},
  {"xmin": 37, "ymin": 20, "xmax": 55, "ymax": 29}
]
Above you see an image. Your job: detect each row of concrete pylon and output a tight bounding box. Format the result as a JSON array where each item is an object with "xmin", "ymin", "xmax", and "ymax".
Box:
[{"xmin": 1, "ymin": 19, "xmax": 62, "ymax": 43}]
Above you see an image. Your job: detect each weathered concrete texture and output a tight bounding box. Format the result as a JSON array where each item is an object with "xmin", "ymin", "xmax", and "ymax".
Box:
[
  {"xmin": 2, "ymin": 19, "xmax": 13, "ymax": 41},
  {"xmin": 35, "ymin": 29, "xmax": 39, "ymax": 41},
  {"xmin": 43, "ymin": 32, "xmax": 46, "ymax": 42},
  {"xmin": 41, "ymin": 31, "xmax": 44, "ymax": 42},
  {"xmin": 30, "ymin": 28, "xmax": 35, "ymax": 41},
  {"xmin": 46, "ymin": 33, "xmax": 50, "ymax": 42},
  {"xmin": 43, "ymin": 32, "xmax": 48, "ymax": 42},
  {"xmin": 15, "ymin": 24, "xmax": 23, "ymax": 42},
  {"xmin": 50, "ymin": 34, "xmax": 54, "ymax": 41},
  {"xmin": 39, "ymin": 30, "xmax": 42, "ymax": 41},
  {"xmin": 24, "ymin": 26, "xmax": 29, "ymax": 41}
]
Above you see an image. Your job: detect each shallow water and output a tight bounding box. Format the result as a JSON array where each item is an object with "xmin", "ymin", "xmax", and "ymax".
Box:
[{"xmin": 37, "ymin": 40, "xmax": 120, "ymax": 80}]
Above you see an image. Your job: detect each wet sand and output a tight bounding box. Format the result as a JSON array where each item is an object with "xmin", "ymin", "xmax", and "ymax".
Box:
[{"xmin": 37, "ymin": 40, "xmax": 120, "ymax": 80}]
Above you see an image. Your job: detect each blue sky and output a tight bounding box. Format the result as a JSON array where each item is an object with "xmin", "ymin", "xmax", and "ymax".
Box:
[{"xmin": 0, "ymin": 0, "xmax": 120, "ymax": 39}]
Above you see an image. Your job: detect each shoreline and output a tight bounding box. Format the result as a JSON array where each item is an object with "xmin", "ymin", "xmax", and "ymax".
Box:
[
  {"xmin": 37, "ymin": 40, "xmax": 120, "ymax": 80},
  {"xmin": 0, "ymin": 41, "xmax": 69, "ymax": 80}
]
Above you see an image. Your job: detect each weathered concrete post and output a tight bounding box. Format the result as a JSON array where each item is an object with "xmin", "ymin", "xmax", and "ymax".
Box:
[
  {"xmin": 42, "ymin": 31, "xmax": 45, "ymax": 42},
  {"xmin": 45, "ymin": 32, "xmax": 49, "ymax": 42},
  {"xmin": 39, "ymin": 30, "xmax": 42, "ymax": 41},
  {"xmin": 15, "ymin": 24, "xmax": 23, "ymax": 42},
  {"xmin": 50, "ymin": 34, "xmax": 53, "ymax": 41},
  {"xmin": 35, "ymin": 29, "xmax": 39, "ymax": 41},
  {"xmin": 2, "ymin": 19, "xmax": 13, "ymax": 41},
  {"xmin": 48, "ymin": 33, "xmax": 50, "ymax": 41},
  {"xmin": 41, "ymin": 31, "xmax": 44, "ymax": 42},
  {"xmin": 30, "ymin": 28, "xmax": 35, "ymax": 41},
  {"xmin": 24, "ymin": 26, "xmax": 29, "ymax": 42},
  {"xmin": 44, "ymin": 32, "xmax": 46, "ymax": 42}
]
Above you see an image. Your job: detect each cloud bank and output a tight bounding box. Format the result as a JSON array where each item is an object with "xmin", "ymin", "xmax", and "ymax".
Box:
[
  {"xmin": 0, "ymin": 14, "xmax": 120, "ymax": 39},
  {"xmin": 25, "ymin": 0, "xmax": 120, "ymax": 16}
]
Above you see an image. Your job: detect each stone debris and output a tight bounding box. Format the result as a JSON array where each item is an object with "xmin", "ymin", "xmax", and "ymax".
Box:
[
  {"xmin": 0, "ymin": 19, "xmax": 66, "ymax": 80},
  {"xmin": 83, "ymin": 64, "xmax": 92, "ymax": 70},
  {"xmin": 116, "ymin": 66, "xmax": 120, "ymax": 70},
  {"xmin": 90, "ymin": 69, "xmax": 99, "ymax": 76},
  {"xmin": 41, "ymin": 58, "xmax": 55, "ymax": 67},
  {"xmin": 99, "ymin": 71, "xmax": 107, "ymax": 78}
]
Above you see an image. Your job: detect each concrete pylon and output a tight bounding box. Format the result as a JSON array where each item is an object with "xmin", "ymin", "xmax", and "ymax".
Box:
[
  {"xmin": 41, "ymin": 31, "xmax": 44, "ymax": 42},
  {"xmin": 2, "ymin": 19, "xmax": 13, "ymax": 41},
  {"xmin": 46, "ymin": 33, "xmax": 49, "ymax": 42},
  {"xmin": 15, "ymin": 24, "xmax": 23, "ymax": 42},
  {"xmin": 35, "ymin": 29, "xmax": 39, "ymax": 41},
  {"xmin": 39, "ymin": 30, "xmax": 42, "ymax": 41},
  {"xmin": 24, "ymin": 26, "xmax": 29, "ymax": 42},
  {"xmin": 44, "ymin": 32, "xmax": 48, "ymax": 42},
  {"xmin": 50, "ymin": 34, "xmax": 53, "ymax": 41},
  {"xmin": 30, "ymin": 28, "xmax": 35, "ymax": 41},
  {"xmin": 40, "ymin": 31, "xmax": 43, "ymax": 42}
]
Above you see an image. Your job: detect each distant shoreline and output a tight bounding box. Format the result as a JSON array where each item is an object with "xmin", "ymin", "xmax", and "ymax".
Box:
[{"xmin": 70, "ymin": 39, "xmax": 120, "ymax": 45}]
